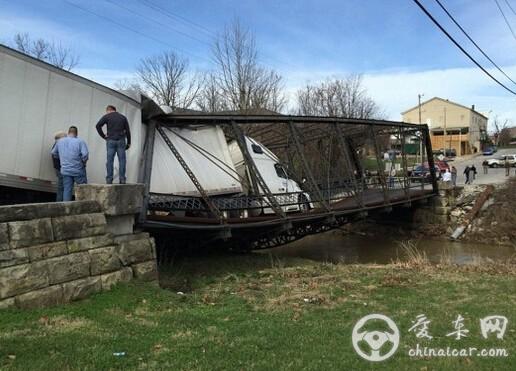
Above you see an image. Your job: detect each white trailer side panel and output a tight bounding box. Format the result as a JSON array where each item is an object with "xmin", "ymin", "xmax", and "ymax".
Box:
[
  {"xmin": 0, "ymin": 46, "xmax": 143, "ymax": 191},
  {"xmin": 150, "ymin": 126, "xmax": 242, "ymax": 196}
]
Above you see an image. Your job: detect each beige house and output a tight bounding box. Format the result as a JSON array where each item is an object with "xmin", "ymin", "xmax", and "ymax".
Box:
[{"xmin": 402, "ymin": 97, "xmax": 488, "ymax": 155}]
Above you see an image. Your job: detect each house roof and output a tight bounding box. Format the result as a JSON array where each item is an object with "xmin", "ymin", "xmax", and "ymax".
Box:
[{"xmin": 401, "ymin": 97, "xmax": 488, "ymax": 119}]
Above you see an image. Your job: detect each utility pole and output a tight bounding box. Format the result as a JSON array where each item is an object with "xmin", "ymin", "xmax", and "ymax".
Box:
[
  {"xmin": 444, "ymin": 106, "xmax": 447, "ymax": 156},
  {"xmin": 418, "ymin": 94, "xmax": 424, "ymax": 164}
]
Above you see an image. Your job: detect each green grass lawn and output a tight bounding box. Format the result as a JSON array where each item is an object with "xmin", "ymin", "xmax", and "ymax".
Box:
[{"xmin": 0, "ymin": 253, "xmax": 514, "ymax": 370}]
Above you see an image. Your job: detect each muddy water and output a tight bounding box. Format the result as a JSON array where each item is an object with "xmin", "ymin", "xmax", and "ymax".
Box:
[{"xmin": 261, "ymin": 230, "xmax": 514, "ymax": 265}]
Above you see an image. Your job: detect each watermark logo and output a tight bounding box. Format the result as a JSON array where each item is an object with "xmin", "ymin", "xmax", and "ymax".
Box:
[
  {"xmin": 480, "ymin": 315, "xmax": 508, "ymax": 339},
  {"xmin": 352, "ymin": 313, "xmax": 400, "ymax": 362}
]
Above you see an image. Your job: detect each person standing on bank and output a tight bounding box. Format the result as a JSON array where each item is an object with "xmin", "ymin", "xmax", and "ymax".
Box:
[
  {"xmin": 482, "ymin": 160, "xmax": 489, "ymax": 174},
  {"xmin": 51, "ymin": 131, "xmax": 67, "ymax": 201},
  {"xmin": 463, "ymin": 165, "xmax": 470, "ymax": 184},
  {"xmin": 51, "ymin": 126, "xmax": 89, "ymax": 202},
  {"xmin": 96, "ymin": 105, "xmax": 131, "ymax": 184},
  {"xmin": 451, "ymin": 166, "xmax": 457, "ymax": 186},
  {"xmin": 470, "ymin": 164, "xmax": 477, "ymax": 183}
]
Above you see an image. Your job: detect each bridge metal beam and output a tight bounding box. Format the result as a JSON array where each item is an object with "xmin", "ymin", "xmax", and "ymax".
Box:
[
  {"xmin": 398, "ymin": 127, "xmax": 410, "ymax": 200},
  {"xmin": 334, "ymin": 122, "xmax": 365, "ymax": 208},
  {"xmin": 156, "ymin": 125, "xmax": 226, "ymax": 223},
  {"xmin": 423, "ymin": 126, "xmax": 439, "ymax": 193},
  {"xmin": 230, "ymin": 121, "xmax": 286, "ymax": 219},
  {"xmin": 139, "ymin": 120, "xmax": 156, "ymax": 224},
  {"xmin": 369, "ymin": 126, "xmax": 391, "ymax": 205},
  {"xmin": 287, "ymin": 121, "xmax": 331, "ymax": 212},
  {"xmin": 158, "ymin": 113, "xmax": 428, "ymax": 129}
]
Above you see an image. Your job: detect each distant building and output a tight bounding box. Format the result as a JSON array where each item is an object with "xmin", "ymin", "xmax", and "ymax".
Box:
[{"xmin": 401, "ymin": 97, "xmax": 488, "ymax": 155}]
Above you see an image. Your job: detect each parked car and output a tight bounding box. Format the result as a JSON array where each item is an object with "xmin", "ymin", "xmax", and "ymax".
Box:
[
  {"xmin": 482, "ymin": 147, "xmax": 496, "ymax": 156},
  {"xmin": 409, "ymin": 164, "xmax": 441, "ymax": 182},
  {"xmin": 487, "ymin": 155, "xmax": 516, "ymax": 168},
  {"xmin": 433, "ymin": 160, "xmax": 450, "ymax": 173}
]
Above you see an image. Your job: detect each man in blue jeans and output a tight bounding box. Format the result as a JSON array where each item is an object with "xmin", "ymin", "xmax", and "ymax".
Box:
[
  {"xmin": 51, "ymin": 131, "xmax": 67, "ymax": 201},
  {"xmin": 95, "ymin": 105, "xmax": 131, "ymax": 184},
  {"xmin": 51, "ymin": 126, "xmax": 89, "ymax": 201}
]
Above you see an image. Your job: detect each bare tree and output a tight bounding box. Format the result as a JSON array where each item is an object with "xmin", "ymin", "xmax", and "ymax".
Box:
[
  {"xmin": 491, "ymin": 115, "xmax": 509, "ymax": 146},
  {"xmin": 498, "ymin": 127, "xmax": 513, "ymax": 147},
  {"xmin": 211, "ymin": 19, "xmax": 286, "ymax": 112},
  {"xmin": 195, "ymin": 72, "xmax": 227, "ymax": 112},
  {"xmin": 137, "ymin": 51, "xmax": 200, "ymax": 109},
  {"xmin": 12, "ymin": 33, "xmax": 80, "ymax": 71},
  {"xmin": 113, "ymin": 78, "xmax": 142, "ymax": 94},
  {"xmin": 296, "ymin": 75, "xmax": 381, "ymax": 118}
]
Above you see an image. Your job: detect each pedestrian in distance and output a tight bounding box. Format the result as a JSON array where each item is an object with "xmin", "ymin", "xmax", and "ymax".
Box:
[
  {"xmin": 482, "ymin": 160, "xmax": 488, "ymax": 174},
  {"xmin": 470, "ymin": 165, "xmax": 477, "ymax": 182},
  {"xmin": 51, "ymin": 131, "xmax": 67, "ymax": 201},
  {"xmin": 463, "ymin": 165, "xmax": 470, "ymax": 184},
  {"xmin": 96, "ymin": 105, "xmax": 131, "ymax": 184},
  {"xmin": 51, "ymin": 126, "xmax": 89, "ymax": 202},
  {"xmin": 505, "ymin": 158, "xmax": 511, "ymax": 176},
  {"xmin": 451, "ymin": 166, "xmax": 457, "ymax": 186}
]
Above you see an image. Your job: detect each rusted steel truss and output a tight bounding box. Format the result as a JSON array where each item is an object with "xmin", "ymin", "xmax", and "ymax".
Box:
[{"xmin": 141, "ymin": 112, "xmax": 437, "ymax": 248}]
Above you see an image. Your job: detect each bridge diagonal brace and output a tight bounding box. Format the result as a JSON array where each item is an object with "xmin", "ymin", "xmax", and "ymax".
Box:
[
  {"xmin": 369, "ymin": 126, "xmax": 391, "ymax": 205},
  {"xmin": 398, "ymin": 127, "xmax": 410, "ymax": 200},
  {"xmin": 287, "ymin": 121, "xmax": 331, "ymax": 212},
  {"xmin": 156, "ymin": 125, "xmax": 226, "ymax": 223},
  {"xmin": 423, "ymin": 126, "xmax": 439, "ymax": 193},
  {"xmin": 230, "ymin": 121, "xmax": 286, "ymax": 219},
  {"xmin": 334, "ymin": 123, "xmax": 365, "ymax": 208}
]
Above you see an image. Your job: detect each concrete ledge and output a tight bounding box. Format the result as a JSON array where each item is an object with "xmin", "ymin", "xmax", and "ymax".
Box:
[
  {"xmin": 75, "ymin": 184, "xmax": 144, "ymax": 216},
  {"xmin": 0, "ymin": 201, "xmax": 101, "ymax": 223}
]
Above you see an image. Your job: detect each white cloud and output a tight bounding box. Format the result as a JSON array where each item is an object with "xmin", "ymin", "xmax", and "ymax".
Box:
[{"xmin": 282, "ymin": 65, "xmax": 516, "ymax": 131}]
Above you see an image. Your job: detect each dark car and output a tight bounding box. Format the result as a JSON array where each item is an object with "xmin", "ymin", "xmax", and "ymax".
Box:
[
  {"xmin": 409, "ymin": 164, "xmax": 441, "ymax": 183},
  {"xmin": 483, "ymin": 147, "xmax": 495, "ymax": 156},
  {"xmin": 423, "ymin": 160, "xmax": 449, "ymax": 173}
]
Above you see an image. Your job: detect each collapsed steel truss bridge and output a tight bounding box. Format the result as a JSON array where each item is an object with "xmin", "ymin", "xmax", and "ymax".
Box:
[{"xmin": 138, "ymin": 108, "xmax": 438, "ymax": 251}]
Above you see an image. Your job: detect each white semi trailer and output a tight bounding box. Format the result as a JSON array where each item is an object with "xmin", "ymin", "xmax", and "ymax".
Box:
[{"xmin": 0, "ymin": 44, "xmax": 143, "ymax": 199}]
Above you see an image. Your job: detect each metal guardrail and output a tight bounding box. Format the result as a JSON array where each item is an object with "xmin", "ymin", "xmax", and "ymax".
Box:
[{"xmin": 148, "ymin": 175, "xmax": 432, "ymax": 214}]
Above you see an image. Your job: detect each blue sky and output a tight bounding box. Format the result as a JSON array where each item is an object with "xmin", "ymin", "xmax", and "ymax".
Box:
[{"xmin": 1, "ymin": 0, "xmax": 516, "ymax": 127}]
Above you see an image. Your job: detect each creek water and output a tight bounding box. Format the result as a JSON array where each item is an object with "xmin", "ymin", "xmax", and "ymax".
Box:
[{"xmin": 261, "ymin": 230, "xmax": 514, "ymax": 265}]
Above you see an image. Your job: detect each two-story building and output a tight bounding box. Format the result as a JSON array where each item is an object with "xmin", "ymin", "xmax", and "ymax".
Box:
[{"xmin": 401, "ymin": 97, "xmax": 488, "ymax": 155}]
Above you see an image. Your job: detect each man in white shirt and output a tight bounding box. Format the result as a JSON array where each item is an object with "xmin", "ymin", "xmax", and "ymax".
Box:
[{"xmin": 442, "ymin": 168, "xmax": 452, "ymax": 184}]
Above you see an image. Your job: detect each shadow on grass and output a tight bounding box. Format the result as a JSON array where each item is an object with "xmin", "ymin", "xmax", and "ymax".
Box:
[{"xmin": 157, "ymin": 248, "xmax": 312, "ymax": 293}]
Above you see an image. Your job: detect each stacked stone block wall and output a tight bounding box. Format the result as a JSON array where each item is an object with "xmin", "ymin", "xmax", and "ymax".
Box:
[{"xmin": 0, "ymin": 184, "xmax": 157, "ymax": 309}]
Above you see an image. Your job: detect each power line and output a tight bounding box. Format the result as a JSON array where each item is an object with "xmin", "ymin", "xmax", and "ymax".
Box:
[
  {"xmin": 63, "ymin": 0, "xmax": 210, "ymax": 62},
  {"xmin": 411, "ymin": 0, "xmax": 516, "ymax": 95},
  {"xmin": 138, "ymin": 0, "xmax": 215, "ymax": 39},
  {"xmin": 433, "ymin": 0, "xmax": 516, "ymax": 86},
  {"xmin": 504, "ymin": 0, "xmax": 516, "ymax": 16},
  {"xmin": 493, "ymin": 0, "xmax": 516, "ymax": 42},
  {"xmin": 137, "ymin": 0, "xmax": 299, "ymax": 70},
  {"xmin": 105, "ymin": 0, "xmax": 212, "ymax": 47}
]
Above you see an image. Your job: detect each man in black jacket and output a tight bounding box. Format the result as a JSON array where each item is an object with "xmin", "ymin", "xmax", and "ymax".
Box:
[{"xmin": 96, "ymin": 105, "xmax": 131, "ymax": 184}]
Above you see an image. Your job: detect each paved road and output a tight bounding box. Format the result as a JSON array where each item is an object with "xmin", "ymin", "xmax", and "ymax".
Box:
[{"xmin": 447, "ymin": 148, "xmax": 516, "ymax": 186}]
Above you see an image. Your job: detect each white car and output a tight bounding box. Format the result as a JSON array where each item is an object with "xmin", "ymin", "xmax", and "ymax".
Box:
[{"xmin": 487, "ymin": 155, "xmax": 516, "ymax": 168}]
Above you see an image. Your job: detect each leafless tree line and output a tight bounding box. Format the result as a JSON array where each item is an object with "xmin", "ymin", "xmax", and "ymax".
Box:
[
  {"xmin": 12, "ymin": 33, "xmax": 80, "ymax": 71},
  {"xmin": 10, "ymin": 23, "xmax": 381, "ymax": 118},
  {"xmin": 132, "ymin": 20, "xmax": 380, "ymax": 118},
  {"xmin": 296, "ymin": 75, "xmax": 381, "ymax": 118}
]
